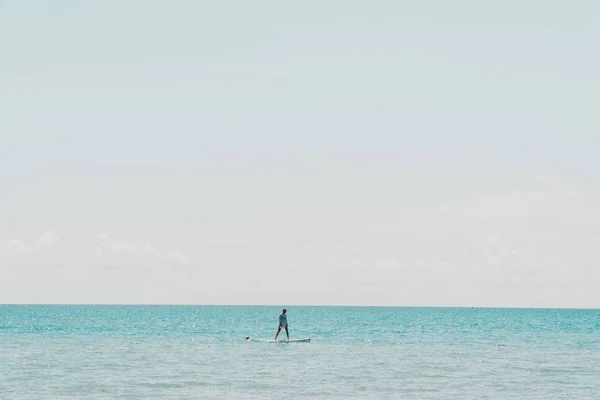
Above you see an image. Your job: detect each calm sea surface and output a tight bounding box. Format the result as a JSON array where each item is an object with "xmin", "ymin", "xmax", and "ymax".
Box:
[{"xmin": 0, "ymin": 305, "xmax": 599, "ymax": 399}]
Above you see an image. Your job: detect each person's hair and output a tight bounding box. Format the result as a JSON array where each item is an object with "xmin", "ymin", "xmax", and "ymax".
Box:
[{"xmin": 283, "ymin": 308, "xmax": 287, "ymax": 312}]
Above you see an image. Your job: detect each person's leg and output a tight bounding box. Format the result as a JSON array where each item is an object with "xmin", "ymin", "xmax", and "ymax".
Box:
[
  {"xmin": 285, "ymin": 325, "xmax": 289, "ymax": 340},
  {"xmin": 275, "ymin": 326, "xmax": 282, "ymax": 340}
]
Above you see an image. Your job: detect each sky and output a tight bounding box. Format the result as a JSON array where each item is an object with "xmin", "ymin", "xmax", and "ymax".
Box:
[{"xmin": 1, "ymin": 1, "xmax": 599, "ymax": 307}]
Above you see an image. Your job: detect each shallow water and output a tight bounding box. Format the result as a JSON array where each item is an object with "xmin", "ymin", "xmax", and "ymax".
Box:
[{"xmin": 0, "ymin": 305, "xmax": 599, "ymax": 399}]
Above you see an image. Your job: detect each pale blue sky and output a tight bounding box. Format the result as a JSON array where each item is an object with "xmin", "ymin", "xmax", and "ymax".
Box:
[{"xmin": 1, "ymin": 1, "xmax": 599, "ymax": 306}]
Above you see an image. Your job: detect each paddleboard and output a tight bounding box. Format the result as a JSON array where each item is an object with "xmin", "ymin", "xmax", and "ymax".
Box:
[{"xmin": 246, "ymin": 337, "xmax": 310, "ymax": 343}]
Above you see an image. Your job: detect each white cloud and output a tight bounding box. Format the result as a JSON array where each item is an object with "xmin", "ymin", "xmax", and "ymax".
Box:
[
  {"xmin": 170, "ymin": 251, "xmax": 192, "ymax": 266},
  {"xmin": 140, "ymin": 244, "xmax": 156, "ymax": 254},
  {"xmin": 327, "ymin": 256, "xmax": 369, "ymax": 270},
  {"xmin": 375, "ymin": 258, "xmax": 404, "ymax": 271},
  {"xmin": 94, "ymin": 233, "xmax": 138, "ymax": 262},
  {"xmin": 1, "ymin": 231, "xmax": 193, "ymax": 272},
  {"xmin": 461, "ymin": 230, "xmax": 537, "ymax": 270},
  {"xmin": 435, "ymin": 191, "xmax": 555, "ymax": 220},
  {"xmin": 1, "ymin": 231, "xmax": 62, "ymax": 255},
  {"xmin": 0, "ymin": 231, "xmax": 69, "ymax": 270},
  {"xmin": 93, "ymin": 233, "xmax": 192, "ymax": 269},
  {"xmin": 28, "ymin": 230, "xmax": 61, "ymax": 252},
  {"xmin": 427, "ymin": 175, "xmax": 583, "ymax": 222},
  {"xmin": 96, "ymin": 233, "xmax": 110, "ymax": 241},
  {"xmin": 1, "ymin": 240, "xmax": 27, "ymax": 253},
  {"xmin": 0, "ymin": 169, "xmax": 596, "ymax": 306}
]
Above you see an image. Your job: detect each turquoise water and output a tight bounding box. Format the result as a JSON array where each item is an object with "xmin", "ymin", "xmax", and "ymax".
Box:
[{"xmin": 0, "ymin": 306, "xmax": 599, "ymax": 399}]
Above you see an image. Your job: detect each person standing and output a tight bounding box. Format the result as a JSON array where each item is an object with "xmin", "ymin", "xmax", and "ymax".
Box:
[{"xmin": 275, "ymin": 308, "xmax": 289, "ymax": 340}]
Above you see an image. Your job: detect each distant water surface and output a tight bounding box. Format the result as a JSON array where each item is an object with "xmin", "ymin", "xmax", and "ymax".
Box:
[{"xmin": 0, "ymin": 305, "xmax": 599, "ymax": 399}]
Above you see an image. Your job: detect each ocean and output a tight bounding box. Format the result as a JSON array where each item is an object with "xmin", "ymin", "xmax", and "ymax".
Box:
[{"xmin": 0, "ymin": 305, "xmax": 598, "ymax": 399}]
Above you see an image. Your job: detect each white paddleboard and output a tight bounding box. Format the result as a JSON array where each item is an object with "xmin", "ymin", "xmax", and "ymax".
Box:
[{"xmin": 246, "ymin": 337, "xmax": 311, "ymax": 343}]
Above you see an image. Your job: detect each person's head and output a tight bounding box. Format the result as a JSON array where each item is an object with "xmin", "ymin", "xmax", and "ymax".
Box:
[{"xmin": 282, "ymin": 308, "xmax": 287, "ymax": 314}]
